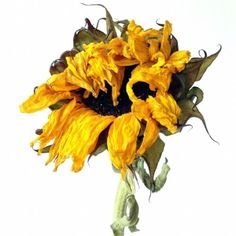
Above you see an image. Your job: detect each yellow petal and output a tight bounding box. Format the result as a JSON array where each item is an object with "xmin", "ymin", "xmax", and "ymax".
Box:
[
  {"xmin": 126, "ymin": 20, "xmax": 149, "ymax": 63},
  {"xmin": 141, "ymin": 28, "xmax": 162, "ymax": 59},
  {"xmin": 47, "ymin": 107, "xmax": 115, "ymax": 172},
  {"xmin": 47, "ymin": 70, "xmax": 79, "ymax": 92},
  {"xmin": 114, "ymin": 57, "xmax": 139, "ymax": 67},
  {"xmin": 166, "ymin": 50, "xmax": 191, "ymax": 72},
  {"xmin": 111, "ymin": 67, "xmax": 125, "ymax": 106},
  {"xmin": 126, "ymin": 64, "xmax": 153, "ymax": 102},
  {"xmin": 19, "ymin": 84, "xmax": 73, "ymax": 113},
  {"xmin": 127, "ymin": 20, "xmax": 143, "ymax": 34},
  {"xmin": 131, "ymin": 100, "xmax": 159, "ymax": 155},
  {"xmin": 131, "ymin": 99, "xmax": 150, "ymax": 120},
  {"xmin": 108, "ymin": 38, "xmax": 127, "ymax": 56},
  {"xmin": 147, "ymin": 92, "xmax": 181, "ymax": 133},
  {"xmin": 107, "ymin": 113, "xmax": 140, "ymax": 176},
  {"xmin": 151, "ymin": 51, "xmax": 166, "ymax": 67},
  {"xmin": 45, "ymin": 104, "xmax": 84, "ymax": 165},
  {"xmin": 128, "ymin": 34, "xmax": 149, "ymax": 63},
  {"xmin": 160, "ymin": 21, "xmax": 172, "ymax": 59},
  {"xmin": 137, "ymin": 117, "xmax": 159, "ymax": 155},
  {"xmin": 32, "ymin": 98, "xmax": 78, "ymax": 153},
  {"xmin": 66, "ymin": 53, "xmax": 95, "ymax": 95}
]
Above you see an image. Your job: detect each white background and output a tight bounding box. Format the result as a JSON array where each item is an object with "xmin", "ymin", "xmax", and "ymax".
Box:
[{"xmin": 0, "ymin": 0, "xmax": 236, "ymax": 235}]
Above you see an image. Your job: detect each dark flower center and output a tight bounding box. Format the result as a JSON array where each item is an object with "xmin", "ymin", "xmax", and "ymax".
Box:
[{"xmin": 82, "ymin": 66, "xmax": 156, "ymax": 116}]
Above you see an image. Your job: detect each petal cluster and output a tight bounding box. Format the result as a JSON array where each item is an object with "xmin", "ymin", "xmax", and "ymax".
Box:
[{"xmin": 20, "ymin": 19, "xmax": 190, "ymax": 176}]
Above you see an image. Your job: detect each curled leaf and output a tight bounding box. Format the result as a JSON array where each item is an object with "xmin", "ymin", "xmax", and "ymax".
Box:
[
  {"xmin": 186, "ymin": 86, "xmax": 204, "ymax": 107},
  {"xmin": 176, "ymin": 46, "xmax": 221, "ymax": 94},
  {"xmin": 153, "ymin": 158, "xmax": 170, "ymax": 192},
  {"xmin": 113, "ymin": 20, "xmax": 129, "ymax": 41},
  {"xmin": 133, "ymin": 158, "xmax": 170, "ymax": 193},
  {"xmin": 73, "ymin": 28, "xmax": 99, "ymax": 51},
  {"xmin": 133, "ymin": 158, "xmax": 152, "ymax": 190},
  {"xmin": 178, "ymin": 87, "xmax": 218, "ymax": 143},
  {"xmin": 170, "ymin": 34, "xmax": 179, "ymax": 53},
  {"xmin": 142, "ymin": 138, "xmax": 165, "ymax": 183},
  {"xmin": 85, "ymin": 18, "xmax": 107, "ymax": 41},
  {"xmin": 81, "ymin": 3, "xmax": 117, "ymax": 41}
]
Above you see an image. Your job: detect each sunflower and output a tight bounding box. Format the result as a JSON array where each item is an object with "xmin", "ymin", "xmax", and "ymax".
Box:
[
  {"xmin": 20, "ymin": 6, "xmax": 220, "ymax": 179},
  {"xmin": 20, "ymin": 5, "xmax": 221, "ymax": 235}
]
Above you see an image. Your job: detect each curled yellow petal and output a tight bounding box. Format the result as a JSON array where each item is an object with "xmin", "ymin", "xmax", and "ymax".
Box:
[
  {"xmin": 126, "ymin": 20, "xmax": 149, "ymax": 63},
  {"xmin": 127, "ymin": 20, "xmax": 143, "ymax": 34},
  {"xmin": 160, "ymin": 21, "xmax": 172, "ymax": 59},
  {"xmin": 141, "ymin": 28, "xmax": 162, "ymax": 59},
  {"xmin": 127, "ymin": 34, "xmax": 149, "ymax": 63},
  {"xmin": 108, "ymin": 38, "xmax": 127, "ymax": 57},
  {"xmin": 126, "ymin": 64, "xmax": 171, "ymax": 102},
  {"xmin": 147, "ymin": 92, "xmax": 181, "ymax": 133},
  {"xmin": 20, "ymin": 84, "xmax": 73, "ymax": 113},
  {"xmin": 132, "ymin": 100, "xmax": 159, "ymax": 155},
  {"xmin": 166, "ymin": 50, "xmax": 191, "ymax": 72},
  {"xmin": 111, "ymin": 67, "xmax": 125, "ymax": 106},
  {"xmin": 107, "ymin": 113, "xmax": 140, "ymax": 176}
]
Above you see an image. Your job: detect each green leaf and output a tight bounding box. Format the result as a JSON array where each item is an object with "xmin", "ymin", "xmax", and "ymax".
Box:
[
  {"xmin": 178, "ymin": 89, "xmax": 203, "ymax": 126},
  {"xmin": 178, "ymin": 87, "xmax": 204, "ymax": 125},
  {"xmin": 142, "ymin": 138, "xmax": 165, "ymax": 183},
  {"xmin": 87, "ymin": 129, "xmax": 108, "ymax": 164},
  {"xmin": 101, "ymin": 4, "xmax": 117, "ymax": 40},
  {"xmin": 186, "ymin": 86, "xmax": 204, "ymax": 106},
  {"xmin": 133, "ymin": 158, "xmax": 152, "ymax": 190},
  {"xmin": 133, "ymin": 158, "xmax": 170, "ymax": 192},
  {"xmin": 33, "ymin": 145, "xmax": 51, "ymax": 153},
  {"xmin": 170, "ymin": 34, "xmax": 179, "ymax": 53},
  {"xmin": 73, "ymin": 28, "xmax": 99, "ymax": 51},
  {"xmin": 92, "ymin": 143, "xmax": 107, "ymax": 156},
  {"xmin": 81, "ymin": 3, "xmax": 117, "ymax": 41},
  {"xmin": 73, "ymin": 16, "xmax": 108, "ymax": 52},
  {"xmin": 49, "ymin": 99, "xmax": 70, "ymax": 110},
  {"xmin": 41, "ymin": 145, "xmax": 52, "ymax": 153},
  {"xmin": 85, "ymin": 18, "xmax": 107, "ymax": 41},
  {"xmin": 178, "ymin": 87, "xmax": 218, "ymax": 143},
  {"xmin": 113, "ymin": 20, "xmax": 129, "ymax": 41},
  {"xmin": 153, "ymin": 158, "xmax": 170, "ymax": 192},
  {"xmin": 176, "ymin": 46, "xmax": 221, "ymax": 94}
]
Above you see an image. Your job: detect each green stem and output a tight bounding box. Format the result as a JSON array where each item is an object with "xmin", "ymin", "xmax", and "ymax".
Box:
[{"xmin": 111, "ymin": 169, "xmax": 135, "ymax": 236}]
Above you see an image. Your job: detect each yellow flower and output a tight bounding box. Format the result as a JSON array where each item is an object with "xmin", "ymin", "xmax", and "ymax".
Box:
[{"xmin": 20, "ymin": 18, "xmax": 190, "ymax": 176}]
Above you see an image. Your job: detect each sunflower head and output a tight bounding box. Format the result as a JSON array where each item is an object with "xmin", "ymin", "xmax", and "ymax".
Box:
[{"xmin": 20, "ymin": 5, "xmax": 220, "ymax": 179}]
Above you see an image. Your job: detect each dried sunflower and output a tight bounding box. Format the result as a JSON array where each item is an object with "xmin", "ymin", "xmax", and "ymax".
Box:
[{"xmin": 20, "ymin": 4, "xmax": 220, "ymax": 235}]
